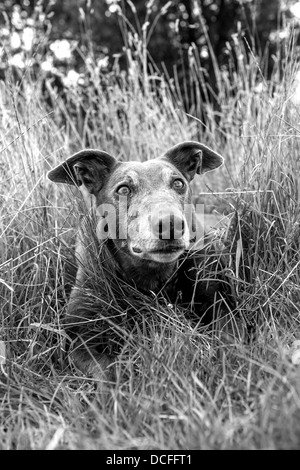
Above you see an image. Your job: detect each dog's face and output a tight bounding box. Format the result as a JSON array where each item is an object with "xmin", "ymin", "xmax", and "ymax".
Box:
[
  {"xmin": 97, "ymin": 158, "xmax": 192, "ymax": 263},
  {"xmin": 48, "ymin": 142, "xmax": 224, "ymax": 264}
]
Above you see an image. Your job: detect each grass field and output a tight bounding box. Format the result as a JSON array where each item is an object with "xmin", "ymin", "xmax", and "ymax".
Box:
[{"xmin": 1, "ymin": 16, "xmax": 300, "ymax": 450}]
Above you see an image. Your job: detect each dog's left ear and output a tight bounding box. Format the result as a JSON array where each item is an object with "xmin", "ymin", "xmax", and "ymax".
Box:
[
  {"xmin": 47, "ymin": 149, "xmax": 117, "ymax": 194},
  {"xmin": 159, "ymin": 141, "xmax": 224, "ymax": 181}
]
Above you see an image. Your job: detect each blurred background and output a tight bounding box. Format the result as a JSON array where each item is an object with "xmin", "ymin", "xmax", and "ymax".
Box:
[
  {"xmin": 1, "ymin": 0, "xmax": 300, "ymax": 117},
  {"xmin": 1, "ymin": 0, "xmax": 300, "ymax": 217}
]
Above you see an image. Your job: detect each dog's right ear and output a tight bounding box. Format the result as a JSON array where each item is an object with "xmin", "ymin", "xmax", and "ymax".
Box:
[
  {"xmin": 47, "ymin": 149, "xmax": 117, "ymax": 194},
  {"xmin": 159, "ymin": 141, "xmax": 224, "ymax": 182}
]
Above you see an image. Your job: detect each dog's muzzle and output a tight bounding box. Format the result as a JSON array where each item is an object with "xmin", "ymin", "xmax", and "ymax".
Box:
[{"xmin": 128, "ymin": 210, "xmax": 189, "ymax": 263}]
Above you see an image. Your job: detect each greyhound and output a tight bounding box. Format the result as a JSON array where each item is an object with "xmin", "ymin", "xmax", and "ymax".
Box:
[{"xmin": 48, "ymin": 141, "xmax": 226, "ymax": 379}]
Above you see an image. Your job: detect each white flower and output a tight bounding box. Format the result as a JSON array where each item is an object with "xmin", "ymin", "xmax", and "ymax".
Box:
[
  {"xmin": 10, "ymin": 31, "xmax": 21, "ymax": 50},
  {"xmin": 50, "ymin": 39, "xmax": 72, "ymax": 61},
  {"xmin": 63, "ymin": 69, "xmax": 82, "ymax": 87},
  {"xmin": 23, "ymin": 27, "xmax": 34, "ymax": 52},
  {"xmin": 290, "ymin": 1, "xmax": 300, "ymax": 20},
  {"xmin": 41, "ymin": 59, "xmax": 53, "ymax": 72},
  {"xmin": 97, "ymin": 56, "xmax": 109, "ymax": 70},
  {"xmin": 8, "ymin": 52, "xmax": 25, "ymax": 68}
]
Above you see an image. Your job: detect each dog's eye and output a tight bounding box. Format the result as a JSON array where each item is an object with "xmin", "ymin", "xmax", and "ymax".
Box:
[
  {"xmin": 172, "ymin": 179, "xmax": 185, "ymax": 190},
  {"xmin": 116, "ymin": 185, "xmax": 131, "ymax": 196}
]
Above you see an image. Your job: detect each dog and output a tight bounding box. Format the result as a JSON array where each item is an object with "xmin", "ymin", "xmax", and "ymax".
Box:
[{"xmin": 48, "ymin": 141, "xmax": 227, "ymax": 379}]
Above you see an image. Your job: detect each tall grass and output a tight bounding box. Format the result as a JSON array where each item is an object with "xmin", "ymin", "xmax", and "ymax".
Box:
[{"xmin": 1, "ymin": 6, "xmax": 300, "ymax": 450}]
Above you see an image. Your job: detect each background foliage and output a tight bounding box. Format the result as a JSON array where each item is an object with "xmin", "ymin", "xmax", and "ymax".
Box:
[{"xmin": 0, "ymin": 0, "xmax": 298, "ymax": 110}]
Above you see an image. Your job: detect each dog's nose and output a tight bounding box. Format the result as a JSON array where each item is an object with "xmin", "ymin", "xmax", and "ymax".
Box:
[{"xmin": 151, "ymin": 213, "xmax": 185, "ymax": 240}]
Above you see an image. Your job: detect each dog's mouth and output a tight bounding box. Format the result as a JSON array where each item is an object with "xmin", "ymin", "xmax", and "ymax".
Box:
[
  {"xmin": 148, "ymin": 246, "xmax": 183, "ymax": 254},
  {"xmin": 130, "ymin": 242, "xmax": 185, "ymax": 263}
]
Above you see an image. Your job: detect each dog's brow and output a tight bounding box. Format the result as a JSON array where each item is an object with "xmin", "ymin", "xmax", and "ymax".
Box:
[
  {"xmin": 161, "ymin": 166, "xmax": 176, "ymax": 181},
  {"xmin": 124, "ymin": 170, "xmax": 140, "ymax": 185}
]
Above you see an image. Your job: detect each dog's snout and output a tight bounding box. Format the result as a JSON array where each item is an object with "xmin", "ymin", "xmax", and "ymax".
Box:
[{"xmin": 151, "ymin": 213, "xmax": 185, "ymax": 240}]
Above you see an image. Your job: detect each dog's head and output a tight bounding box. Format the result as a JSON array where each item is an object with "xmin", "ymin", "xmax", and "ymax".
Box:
[{"xmin": 48, "ymin": 142, "xmax": 224, "ymax": 264}]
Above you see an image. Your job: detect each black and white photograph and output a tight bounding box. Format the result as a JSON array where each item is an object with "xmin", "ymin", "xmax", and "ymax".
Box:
[{"xmin": 0, "ymin": 0, "xmax": 300, "ymax": 452}]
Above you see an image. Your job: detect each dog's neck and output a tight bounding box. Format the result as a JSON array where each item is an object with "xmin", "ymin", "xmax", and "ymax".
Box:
[{"xmin": 106, "ymin": 239, "xmax": 178, "ymax": 293}]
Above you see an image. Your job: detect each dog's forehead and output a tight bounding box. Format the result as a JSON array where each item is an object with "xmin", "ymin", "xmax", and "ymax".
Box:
[{"xmin": 110, "ymin": 159, "xmax": 179, "ymax": 185}]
